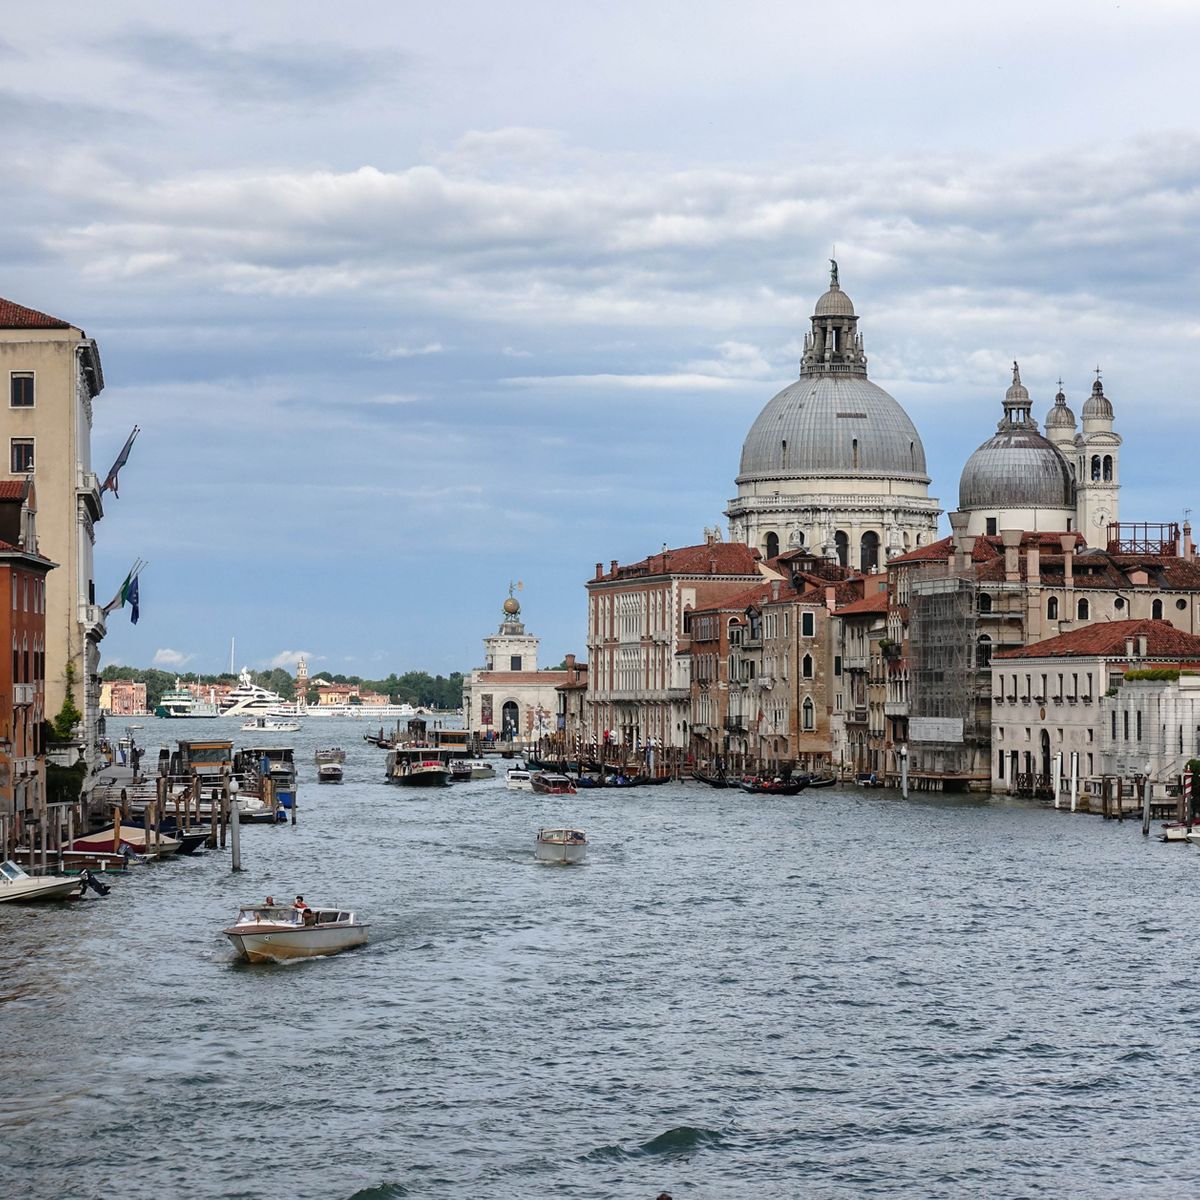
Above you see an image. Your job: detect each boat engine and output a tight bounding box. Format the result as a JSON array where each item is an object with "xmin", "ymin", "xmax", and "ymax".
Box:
[{"xmin": 78, "ymin": 869, "xmax": 111, "ymax": 897}]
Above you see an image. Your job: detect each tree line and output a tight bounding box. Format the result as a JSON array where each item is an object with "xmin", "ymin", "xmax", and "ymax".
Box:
[{"xmin": 101, "ymin": 666, "xmax": 464, "ymax": 711}]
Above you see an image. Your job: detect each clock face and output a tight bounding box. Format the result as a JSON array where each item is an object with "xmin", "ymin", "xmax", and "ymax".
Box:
[{"xmin": 1093, "ymin": 510, "xmax": 1108, "ymax": 528}]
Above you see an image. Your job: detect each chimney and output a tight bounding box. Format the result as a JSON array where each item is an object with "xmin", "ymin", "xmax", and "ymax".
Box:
[
  {"xmin": 771, "ymin": 580, "xmax": 780, "ymax": 601},
  {"xmin": 1026, "ymin": 546, "xmax": 1040, "ymax": 586},
  {"xmin": 595, "ymin": 562, "xmax": 603, "ymax": 580},
  {"xmin": 1125, "ymin": 637, "xmax": 1135, "ymax": 658},
  {"xmin": 610, "ymin": 559, "xmax": 618, "ymax": 576},
  {"xmin": 825, "ymin": 585, "xmax": 837, "ymax": 611},
  {"xmin": 565, "ymin": 653, "xmax": 575, "ymax": 669},
  {"xmin": 1001, "ymin": 528, "xmax": 1022, "ymax": 582},
  {"xmin": 1138, "ymin": 635, "xmax": 1148, "ymax": 656},
  {"xmin": 1059, "ymin": 534, "xmax": 1074, "ymax": 588},
  {"xmin": 960, "ymin": 535, "xmax": 976, "ymax": 572},
  {"xmin": 1185, "ymin": 521, "xmax": 1194, "ymax": 560}
]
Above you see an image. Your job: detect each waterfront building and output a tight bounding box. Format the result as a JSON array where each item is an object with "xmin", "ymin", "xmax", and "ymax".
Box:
[
  {"xmin": 992, "ymin": 619, "xmax": 1200, "ymax": 797},
  {"xmin": 99, "ymin": 679, "xmax": 147, "ymax": 716},
  {"xmin": 554, "ymin": 654, "xmax": 589, "ymax": 751},
  {"xmin": 958, "ymin": 365, "xmax": 1122, "ymax": 539},
  {"xmin": 726, "ymin": 263, "xmax": 941, "ymax": 568},
  {"xmin": 0, "ymin": 297, "xmax": 105, "ymax": 766},
  {"xmin": 586, "ymin": 536, "xmax": 763, "ymax": 752},
  {"xmin": 831, "ymin": 584, "xmax": 891, "ymax": 778},
  {"xmin": 462, "ymin": 591, "xmax": 571, "ymax": 743},
  {"xmin": 0, "ymin": 479, "xmax": 52, "ymax": 853}
]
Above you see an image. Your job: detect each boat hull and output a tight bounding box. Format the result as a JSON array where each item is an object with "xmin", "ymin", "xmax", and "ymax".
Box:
[
  {"xmin": 224, "ymin": 924, "xmax": 369, "ymax": 963},
  {"xmin": 535, "ymin": 841, "xmax": 587, "ymax": 865},
  {"xmin": 0, "ymin": 875, "xmax": 82, "ymax": 902}
]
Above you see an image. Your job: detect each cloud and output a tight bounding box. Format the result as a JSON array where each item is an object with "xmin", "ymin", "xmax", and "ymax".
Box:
[
  {"xmin": 505, "ymin": 372, "xmax": 754, "ymax": 392},
  {"xmin": 370, "ymin": 342, "xmax": 444, "ymax": 360},
  {"xmin": 108, "ymin": 28, "xmax": 411, "ymax": 106},
  {"xmin": 267, "ymin": 649, "xmax": 313, "ymax": 669},
  {"xmin": 153, "ymin": 648, "xmax": 193, "ymax": 668}
]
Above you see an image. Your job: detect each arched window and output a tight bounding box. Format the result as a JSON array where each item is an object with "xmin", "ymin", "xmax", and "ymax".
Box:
[
  {"xmin": 852, "ymin": 438, "xmax": 860, "ymax": 470},
  {"xmin": 834, "ymin": 530, "xmax": 849, "ymax": 567},
  {"xmin": 860, "ymin": 531, "xmax": 880, "ymax": 572},
  {"xmin": 978, "ymin": 592, "xmax": 992, "ymax": 613},
  {"xmin": 1152, "ymin": 599, "xmax": 1163, "ymax": 620},
  {"xmin": 802, "ymin": 697, "xmax": 815, "ymax": 731},
  {"xmin": 1091, "ymin": 455, "xmax": 1101, "ymax": 481},
  {"xmin": 910, "ymin": 441, "xmax": 916, "ymax": 471},
  {"xmin": 501, "ymin": 700, "xmax": 519, "ymax": 739},
  {"xmin": 1047, "ymin": 596, "xmax": 1059, "ymax": 620},
  {"xmin": 1102, "ymin": 455, "xmax": 1113, "ymax": 482},
  {"xmin": 764, "ymin": 532, "xmax": 779, "ymax": 559},
  {"xmin": 802, "ymin": 654, "xmax": 813, "ymax": 679},
  {"xmin": 1077, "ymin": 598, "xmax": 1089, "ymax": 620},
  {"xmin": 977, "ymin": 635, "xmax": 992, "ymax": 669}
]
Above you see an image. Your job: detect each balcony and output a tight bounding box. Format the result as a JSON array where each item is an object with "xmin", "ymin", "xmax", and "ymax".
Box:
[
  {"xmin": 12, "ymin": 683, "xmax": 34, "ymax": 707},
  {"xmin": 724, "ymin": 716, "xmax": 747, "ymax": 732},
  {"xmin": 883, "ymin": 701, "xmax": 909, "ymax": 718},
  {"xmin": 76, "ymin": 468, "xmax": 103, "ymax": 520},
  {"xmin": 78, "ymin": 604, "xmax": 107, "ymax": 639},
  {"xmin": 843, "ymin": 655, "xmax": 869, "ymax": 672},
  {"xmin": 848, "ymin": 707, "xmax": 869, "ymax": 724}
]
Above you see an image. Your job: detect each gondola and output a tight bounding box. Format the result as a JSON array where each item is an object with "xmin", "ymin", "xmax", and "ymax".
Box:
[
  {"xmin": 691, "ymin": 770, "xmax": 729, "ymax": 788},
  {"xmin": 805, "ymin": 776, "xmax": 838, "ymax": 789},
  {"xmin": 737, "ymin": 778, "xmax": 807, "ymax": 796}
]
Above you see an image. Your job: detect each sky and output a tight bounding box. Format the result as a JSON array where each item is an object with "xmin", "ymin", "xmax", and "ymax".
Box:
[{"xmin": 4, "ymin": 0, "xmax": 1200, "ymax": 677}]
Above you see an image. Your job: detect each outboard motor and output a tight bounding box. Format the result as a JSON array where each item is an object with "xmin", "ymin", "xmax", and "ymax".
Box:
[{"xmin": 78, "ymin": 869, "xmax": 111, "ymax": 897}]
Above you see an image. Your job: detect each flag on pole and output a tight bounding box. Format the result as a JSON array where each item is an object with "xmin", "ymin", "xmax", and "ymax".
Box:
[
  {"xmin": 102, "ymin": 560, "xmax": 146, "ymax": 621},
  {"xmin": 101, "ymin": 426, "xmax": 140, "ymax": 497}
]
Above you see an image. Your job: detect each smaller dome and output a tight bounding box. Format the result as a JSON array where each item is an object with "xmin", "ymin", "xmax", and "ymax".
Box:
[
  {"xmin": 502, "ymin": 597, "xmax": 520, "ymax": 616},
  {"xmin": 814, "ymin": 284, "xmax": 855, "ymax": 317},
  {"xmin": 1045, "ymin": 385, "xmax": 1076, "ymax": 430},
  {"xmin": 1005, "ymin": 365, "xmax": 1030, "ymax": 405},
  {"xmin": 1082, "ymin": 377, "xmax": 1113, "ymax": 421}
]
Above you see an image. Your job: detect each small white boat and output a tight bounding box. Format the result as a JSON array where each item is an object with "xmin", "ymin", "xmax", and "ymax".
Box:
[
  {"xmin": 242, "ymin": 716, "xmax": 301, "ymax": 733},
  {"xmin": 318, "ymin": 762, "xmax": 344, "ymax": 784},
  {"xmin": 535, "ymin": 827, "xmax": 587, "ymax": 865},
  {"xmin": 236, "ymin": 795, "xmax": 286, "ymax": 823},
  {"xmin": 0, "ymin": 859, "xmax": 81, "ymax": 902},
  {"xmin": 1161, "ymin": 820, "xmax": 1197, "ymax": 843},
  {"xmin": 458, "ymin": 758, "xmax": 496, "ymax": 780},
  {"xmin": 506, "ymin": 767, "xmax": 533, "ymax": 791},
  {"xmin": 223, "ymin": 903, "xmax": 368, "ymax": 963}
]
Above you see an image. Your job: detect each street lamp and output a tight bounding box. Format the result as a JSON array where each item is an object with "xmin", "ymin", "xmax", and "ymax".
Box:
[{"xmin": 899, "ymin": 743, "xmax": 909, "ymax": 799}]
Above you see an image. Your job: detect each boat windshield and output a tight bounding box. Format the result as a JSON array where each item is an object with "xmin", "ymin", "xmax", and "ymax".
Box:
[{"xmin": 0, "ymin": 860, "xmax": 26, "ymax": 881}]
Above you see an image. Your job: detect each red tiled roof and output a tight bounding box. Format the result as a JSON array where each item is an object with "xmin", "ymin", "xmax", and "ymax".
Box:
[
  {"xmin": 995, "ymin": 619, "xmax": 1200, "ymax": 660},
  {"xmin": 0, "ymin": 297, "xmax": 71, "ymax": 329},
  {"xmin": 593, "ymin": 541, "xmax": 761, "ymax": 583},
  {"xmin": 889, "ymin": 531, "xmax": 1086, "ymax": 567},
  {"xmin": 835, "ymin": 590, "xmax": 890, "ymax": 616},
  {"xmin": 0, "ymin": 481, "xmax": 26, "ymax": 500}
]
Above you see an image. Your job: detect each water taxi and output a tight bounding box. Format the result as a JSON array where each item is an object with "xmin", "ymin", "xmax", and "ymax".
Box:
[
  {"xmin": 318, "ymin": 762, "xmax": 344, "ymax": 784},
  {"xmin": 531, "ymin": 772, "xmax": 577, "ymax": 795},
  {"xmin": 223, "ymin": 903, "xmax": 368, "ymax": 963},
  {"xmin": 535, "ymin": 828, "xmax": 588, "ymax": 865},
  {"xmin": 385, "ymin": 745, "xmax": 452, "ymax": 787}
]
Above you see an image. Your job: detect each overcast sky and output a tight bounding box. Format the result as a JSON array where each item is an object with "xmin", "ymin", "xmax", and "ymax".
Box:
[{"xmin": 5, "ymin": 1, "xmax": 1199, "ymax": 676}]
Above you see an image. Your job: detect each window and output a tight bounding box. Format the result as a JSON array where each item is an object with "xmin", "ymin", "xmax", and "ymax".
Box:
[
  {"xmin": 1103, "ymin": 455, "xmax": 1113, "ymax": 482},
  {"xmin": 764, "ymin": 532, "xmax": 779, "ymax": 559},
  {"xmin": 1091, "ymin": 455, "xmax": 1101, "ymax": 481},
  {"xmin": 510, "ymin": 656, "xmax": 522, "ymax": 671},
  {"xmin": 986, "ymin": 517, "xmax": 998, "ymax": 536},
  {"xmin": 801, "ymin": 611, "xmax": 815, "ymax": 638},
  {"xmin": 1152, "ymin": 599, "xmax": 1163, "ymax": 620},
  {"xmin": 1077, "ymin": 597, "xmax": 1089, "ymax": 620},
  {"xmin": 834, "ymin": 531, "xmax": 849, "ymax": 568},
  {"xmin": 1114, "ymin": 597, "xmax": 1125, "ymax": 610},
  {"xmin": 1047, "ymin": 596, "xmax": 1059, "ymax": 620},
  {"xmin": 1178, "ymin": 599, "xmax": 1188, "ymax": 611},
  {"xmin": 1087, "ymin": 753, "xmax": 1094, "ymax": 775},
  {"xmin": 978, "ymin": 592, "xmax": 992, "ymax": 613},
  {"xmin": 802, "ymin": 697, "xmax": 815, "ymax": 730},
  {"xmin": 976, "ymin": 635, "xmax": 992, "ymax": 668},
  {"xmin": 1136, "ymin": 711, "xmax": 1142, "ymax": 742},
  {"xmin": 997, "ymin": 749, "xmax": 1005, "ymax": 780},
  {"xmin": 834, "ymin": 655, "xmax": 842, "ymax": 676},
  {"xmin": 860, "ymin": 530, "xmax": 880, "ymax": 572},
  {"xmin": 10, "ymin": 373, "xmax": 33, "ymax": 407},
  {"xmin": 10, "ymin": 438, "xmax": 33, "ymax": 473},
  {"xmin": 802, "ymin": 654, "xmax": 813, "ymax": 679},
  {"xmin": 1123, "ymin": 711, "xmax": 1129, "ymax": 740}
]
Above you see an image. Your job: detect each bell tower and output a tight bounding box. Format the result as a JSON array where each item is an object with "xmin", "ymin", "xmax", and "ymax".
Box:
[
  {"xmin": 1074, "ymin": 372, "xmax": 1121, "ymax": 544},
  {"xmin": 295, "ymin": 655, "xmax": 309, "ymax": 709}
]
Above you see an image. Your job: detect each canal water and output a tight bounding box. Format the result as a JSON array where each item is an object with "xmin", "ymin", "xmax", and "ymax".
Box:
[{"xmin": 4, "ymin": 716, "xmax": 1198, "ymax": 1199}]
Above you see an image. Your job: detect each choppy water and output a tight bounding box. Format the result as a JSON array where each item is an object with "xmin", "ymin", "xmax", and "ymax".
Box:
[{"xmin": 4, "ymin": 716, "xmax": 1199, "ymax": 1200}]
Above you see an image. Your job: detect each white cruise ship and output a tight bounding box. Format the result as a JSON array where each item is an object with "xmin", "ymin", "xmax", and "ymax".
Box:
[{"xmin": 219, "ymin": 668, "xmax": 288, "ymax": 717}]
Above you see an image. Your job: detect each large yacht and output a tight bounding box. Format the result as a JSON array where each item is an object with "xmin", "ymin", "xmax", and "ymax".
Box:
[{"xmin": 219, "ymin": 668, "xmax": 288, "ymax": 717}]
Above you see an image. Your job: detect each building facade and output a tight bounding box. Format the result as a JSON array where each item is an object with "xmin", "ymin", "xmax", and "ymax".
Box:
[{"xmin": 0, "ymin": 297, "xmax": 105, "ymax": 766}]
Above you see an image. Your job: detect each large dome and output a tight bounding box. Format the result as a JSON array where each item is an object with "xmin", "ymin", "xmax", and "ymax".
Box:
[
  {"xmin": 959, "ymin": 432, "xmax": 1074, "ymax": 510},
  {"xmin": 738, "ymin": 374, "xmax": 929, "ymax": 480}
]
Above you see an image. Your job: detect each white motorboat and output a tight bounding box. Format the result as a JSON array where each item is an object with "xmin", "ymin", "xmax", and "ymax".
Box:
[
  {"xmin": 535, "ymin": 827, "xmax": 587, "ymax": 865},
  {"xmin": 318, "ymin": 762, "xmax": 344, "ymax": 784},
  {"xmin": 456, "ymin": 758, "xmax": 496, "ymax": 780},
  {"xmin": 506, "ymin": 767, "xmax": 533, "ymax": 791},
  {"xmin": 1161, "ymin": 820, "xmax": 1197, "ymax": 843},
  {"xmin": 242, "ymin": 716, "xmax": 301, "ymax": 733},
  {"xmin": 0, "ymin": 859, "xmax": 81, "ymax": 902},
  {"xmin": 236, "ymin": 795, "xmax": 286, "ymax": 823},
  {"xmin": 223, "ymin": 903, "xmax": 368, "ymax": 963}
]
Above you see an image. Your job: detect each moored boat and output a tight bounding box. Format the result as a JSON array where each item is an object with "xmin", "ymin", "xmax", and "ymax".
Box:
[
  {"xmin": 72, "ymin": 825, "xmax": 182, "ymax": 858},
  {"xmin": 318, "ymin": 762, "xmax": 344, "ymax": 784},
  {"xmin": 535, "ymin": 827, "xmax": 587, "ymax": 865},
  {"xmin": 0, "ymin": 859, "xmax": 82, "ymax": 902},
  {"xmin": 692, "ymin": 770, "xmax": 729, "ymax": 788},
  {"xmin": 242, "ymin": 716, "xmax": 301, "ymax": 733},
  {"xmin": 223, "ymin": 903, "xmax": 368, "ymax": 963},
  {"xmin": 806, "ymin": 775, "xmax": 838, "ymax": 789}
]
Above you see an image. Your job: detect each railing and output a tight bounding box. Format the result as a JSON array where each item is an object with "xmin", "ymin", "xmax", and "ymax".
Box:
[
  {"xmin": 883, "ymin": 701, "xmax": 908, "ymax": 717},
  {"xmin": 78, "ymin": 604, "xmax": 106, "ymax": 638},
  {"xmin": 12, "ymin": 683, "xmax": 34, "ymax": 706},
  {"xmin": 723, "ymin": 716, "xmax": 747, "ymax": 732}
]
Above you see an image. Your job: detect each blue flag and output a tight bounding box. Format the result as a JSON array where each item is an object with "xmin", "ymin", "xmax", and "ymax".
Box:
[{"xmin": 129, "ymin": 575, "xmax": 139, "ymax": 625}]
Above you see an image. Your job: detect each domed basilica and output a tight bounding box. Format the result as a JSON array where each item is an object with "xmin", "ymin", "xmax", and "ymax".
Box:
[
  {"xmin": 726, "ymin": 263, "xmax": 941, "ymax": 569},
  {"xmin": 727, "ymin": 263, "xmax": 1122, "ymax": 561}
]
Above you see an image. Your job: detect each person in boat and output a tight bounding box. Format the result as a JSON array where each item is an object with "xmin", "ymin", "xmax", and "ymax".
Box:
[
  {"xmin": 265, "ymin": 895, "xmax": 275, "ymax": 907},
  {"xmin": 293, "ymin": 894, "xmax": 309, "ymax": 911}
]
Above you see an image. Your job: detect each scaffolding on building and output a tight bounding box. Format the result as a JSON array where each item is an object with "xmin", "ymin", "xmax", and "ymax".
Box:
[{"xmin": 907, "ymin": 565, "xmax": 989, "ymax": 787}]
